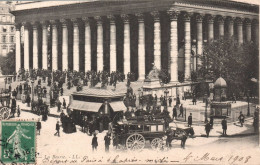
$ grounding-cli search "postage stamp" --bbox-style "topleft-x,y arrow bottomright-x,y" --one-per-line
1,121 -> 36,164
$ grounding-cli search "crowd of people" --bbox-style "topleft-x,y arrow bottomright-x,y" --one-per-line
0,67 -> 258,152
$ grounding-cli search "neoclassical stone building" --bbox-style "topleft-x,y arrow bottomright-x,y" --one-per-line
12,0 -> 259,83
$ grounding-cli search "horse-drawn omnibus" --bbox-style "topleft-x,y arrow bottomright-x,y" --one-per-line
111,119 -> 195,151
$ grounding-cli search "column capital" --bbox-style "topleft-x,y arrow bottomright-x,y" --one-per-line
252,19 -> 259,25
60,18 -> 69,27
167,10 -> 180,21
195,14 -> 204,23
15,23 -> 21,30
40,20 -> 49,27
151,11 -> 160,21
32,22 -> 40,29
207,15 -> 215,23
183,12 -> 192,22
217,16 -> 225,24
21,22 -> 30,28
136,13 -> 144,22
245,18 -> 251,26
50,20 -> 59,27
71,18 -> 80,26
236,17 -> 244,25
82,17 -> 91,25
226,16 -> 235,24
121,14 -> 130,22
94,16 -> 103,25
107,15 -> 116,22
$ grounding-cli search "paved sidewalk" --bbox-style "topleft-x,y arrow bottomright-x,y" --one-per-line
170,117 -> 256,138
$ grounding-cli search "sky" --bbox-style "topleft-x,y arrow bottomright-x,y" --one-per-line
231,0 -> 260,5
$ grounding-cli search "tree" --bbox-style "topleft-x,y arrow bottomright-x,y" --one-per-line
0,50 -> 15,75
198,37 -> 259,97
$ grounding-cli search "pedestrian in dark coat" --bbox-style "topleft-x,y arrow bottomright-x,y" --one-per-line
176,96 -> 180,105
178,104 -> 184,117
92,134 -> 98,151
17,105 -> 20,117
205,121 -> 211,138
104,133 -> 111,152
169,97 -> 172,107
221,117 -> 227,136
210,116 -> 214,129
253,116 -> 258,133
54,121 -> 60,137
60,87 -> 63,96
172,106 -> 177,120
238,112 -> 245,127
188,113 -> 192,127
57,100 -> 62,112
36,119 -> 42,135
192,95 -> 197,105
63,98 -> 66,109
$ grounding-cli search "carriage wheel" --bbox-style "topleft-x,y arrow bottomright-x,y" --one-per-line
0,107 -> 10,120
151,138 -> 163,150
126,133 -> 145,151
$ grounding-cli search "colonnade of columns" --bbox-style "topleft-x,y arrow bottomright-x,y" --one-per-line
15,11 -> 259,82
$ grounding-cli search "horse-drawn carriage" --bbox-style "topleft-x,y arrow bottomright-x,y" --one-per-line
111,119 -> 194,151
0,92 -> 11,120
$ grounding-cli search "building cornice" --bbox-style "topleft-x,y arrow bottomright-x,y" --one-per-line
171,2 -> 258,20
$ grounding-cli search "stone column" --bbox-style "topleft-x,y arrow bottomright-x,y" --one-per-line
50,20 -> 58,70
95,16 -> 103,72
237,18 -> 243,44
108,15 -> 117,73
23,22 -> 30,71
253,20 -> 259,45
167,10 -> 179,83
184,13 -> 191,81
61,19 -> 69,71
15,23 -> 21,73
41,21 -> 48,70
136,13 -> 145,80
83,17 -> 91,72
121,14 -> 131,77
227,17 -> 234,37
151,11 -> 161,70
218,16 -> 224,37
72,18 -> 80,71
32,22 -> 39,69
245,19 -> 251,42
208,15 -> 215,41
196,14 -> 203,70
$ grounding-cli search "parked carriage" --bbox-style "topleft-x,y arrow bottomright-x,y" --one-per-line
0,92 -> 11,120
111,119 -> 194,151
31,99 -> 49,116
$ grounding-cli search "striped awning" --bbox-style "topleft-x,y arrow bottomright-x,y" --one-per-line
109,101 -> 126,112
68,100 -> 102,112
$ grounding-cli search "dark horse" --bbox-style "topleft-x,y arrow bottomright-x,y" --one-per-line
166,127 -> 195,149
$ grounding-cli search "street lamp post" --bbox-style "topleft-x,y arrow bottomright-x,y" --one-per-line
247,90 -> 250,116
205,94 -> 208,123
164,88 -> 169,111
138,88 -> 141,109
31,79 -> 34,103
4,77 -> 7,92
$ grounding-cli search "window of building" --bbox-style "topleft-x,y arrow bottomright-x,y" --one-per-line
2,16 -> 6,22
6,16 -> 10,22
2,26 -> 7,33
10,26 -> 14,32
2,35 -> 6,43
10,36 -> 14,43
